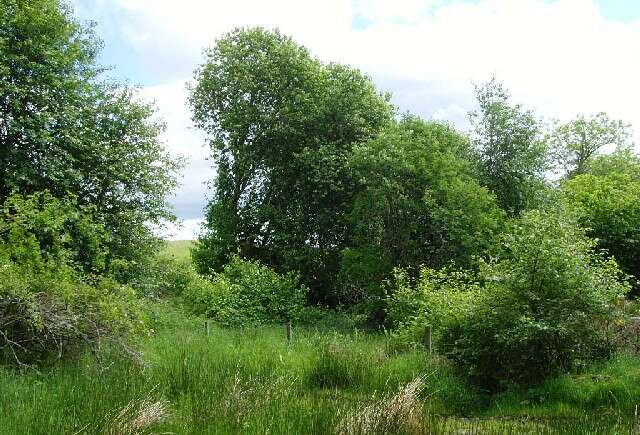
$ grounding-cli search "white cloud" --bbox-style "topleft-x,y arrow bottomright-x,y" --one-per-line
138,81 -> 211,221
73,0 -> 640,238
158,218 -> 204,241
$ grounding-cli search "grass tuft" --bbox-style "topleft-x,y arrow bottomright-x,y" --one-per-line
336,376 -> 427,435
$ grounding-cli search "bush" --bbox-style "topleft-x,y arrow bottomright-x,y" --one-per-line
183,256 -> 307,327
389,207 -> 629,389
0,194 -> 147,365
386,266 -> 480,350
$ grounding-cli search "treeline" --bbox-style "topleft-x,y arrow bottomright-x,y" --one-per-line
186,28 -> 640,388
2,0 -> 640,391
190,28 -> 638,300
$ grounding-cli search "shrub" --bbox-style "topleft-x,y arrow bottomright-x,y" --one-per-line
386,266 -> 480,350
389,207 -> 629,389
0,246 -> 147,366
0,193 -> 147,366
183,256 -> 307,327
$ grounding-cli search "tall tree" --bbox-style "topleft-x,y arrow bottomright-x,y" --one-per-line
189,28 -> 393,302
549,113 -> 632,179
0,0 -> 179,274
469,78 -> 548,216
340,116 -> 504,307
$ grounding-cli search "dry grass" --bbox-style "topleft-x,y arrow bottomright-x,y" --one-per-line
335,376 -> 427,435
103,394 -> 169,435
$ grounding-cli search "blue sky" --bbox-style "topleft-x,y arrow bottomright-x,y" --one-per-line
596,0 -> 640,22
71,0 -> 640,239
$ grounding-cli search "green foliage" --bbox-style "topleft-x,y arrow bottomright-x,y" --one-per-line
489,353 -> 640,419
0,192 -> 107,274
190,27 -> 393,303
563,167 -> 640,292
390,207 -> 629,389
454,209 -> 628,388
183,256 -> 307,326
550,113 -> 632,179
342,117 -> 504,309
585,148 -> 640,179
0,0 -> 180,279
0,194 -> 146,366
470,78 -> 549,216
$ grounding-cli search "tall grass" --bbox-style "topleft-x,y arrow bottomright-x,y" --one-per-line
0,303 -> 638,434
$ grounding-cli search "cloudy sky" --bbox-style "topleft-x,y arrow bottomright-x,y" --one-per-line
70,0 -> 640,239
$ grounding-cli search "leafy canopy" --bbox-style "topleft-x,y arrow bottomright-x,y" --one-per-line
470,78 -> 549,216
550,113 -> 632,179
340,116 -> 503,307
189,27 -> 393,303
564,153 -> 640,293
0,0 -> 180,276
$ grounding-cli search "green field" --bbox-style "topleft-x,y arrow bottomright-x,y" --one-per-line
163,240 -> 195,262
0,302 -> 637,434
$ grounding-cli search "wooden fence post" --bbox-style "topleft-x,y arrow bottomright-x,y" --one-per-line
286,321 -> 292,346
205,320 -> 210,337
423,325 -> 432,354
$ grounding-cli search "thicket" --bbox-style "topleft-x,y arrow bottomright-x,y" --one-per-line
0,193 -> 146,365
181,256 -> 307,326
387,206 -> 629,389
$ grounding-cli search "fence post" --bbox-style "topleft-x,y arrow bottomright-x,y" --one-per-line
205,320 -> 210,337
423,325 -> 432,354
286,321 -> 292,346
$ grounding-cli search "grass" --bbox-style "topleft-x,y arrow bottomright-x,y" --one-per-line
163,240 -> 194,262
0,302 -> 638,434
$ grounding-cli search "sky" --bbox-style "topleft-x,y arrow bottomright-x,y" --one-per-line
70,0 -> 640,240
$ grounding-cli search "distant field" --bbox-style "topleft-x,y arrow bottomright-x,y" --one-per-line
163,239 -> 194,262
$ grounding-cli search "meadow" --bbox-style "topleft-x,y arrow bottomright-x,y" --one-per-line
1,296 -> 639,434
164,240 -> 195,263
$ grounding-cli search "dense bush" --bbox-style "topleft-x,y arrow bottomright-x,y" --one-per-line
386,266 -> 481,348
0,193 -> 147,366
183,256 -> 307,326
563,168 -> 640,293
389,207 -> 629,389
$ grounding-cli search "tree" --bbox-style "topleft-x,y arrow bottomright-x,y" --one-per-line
341,116 -> 504,308
189,28 -> 393,303
469,78 -> 548,216
563,155 -> 640,293
550,113 -> 632,178
0,0 -> 180,276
